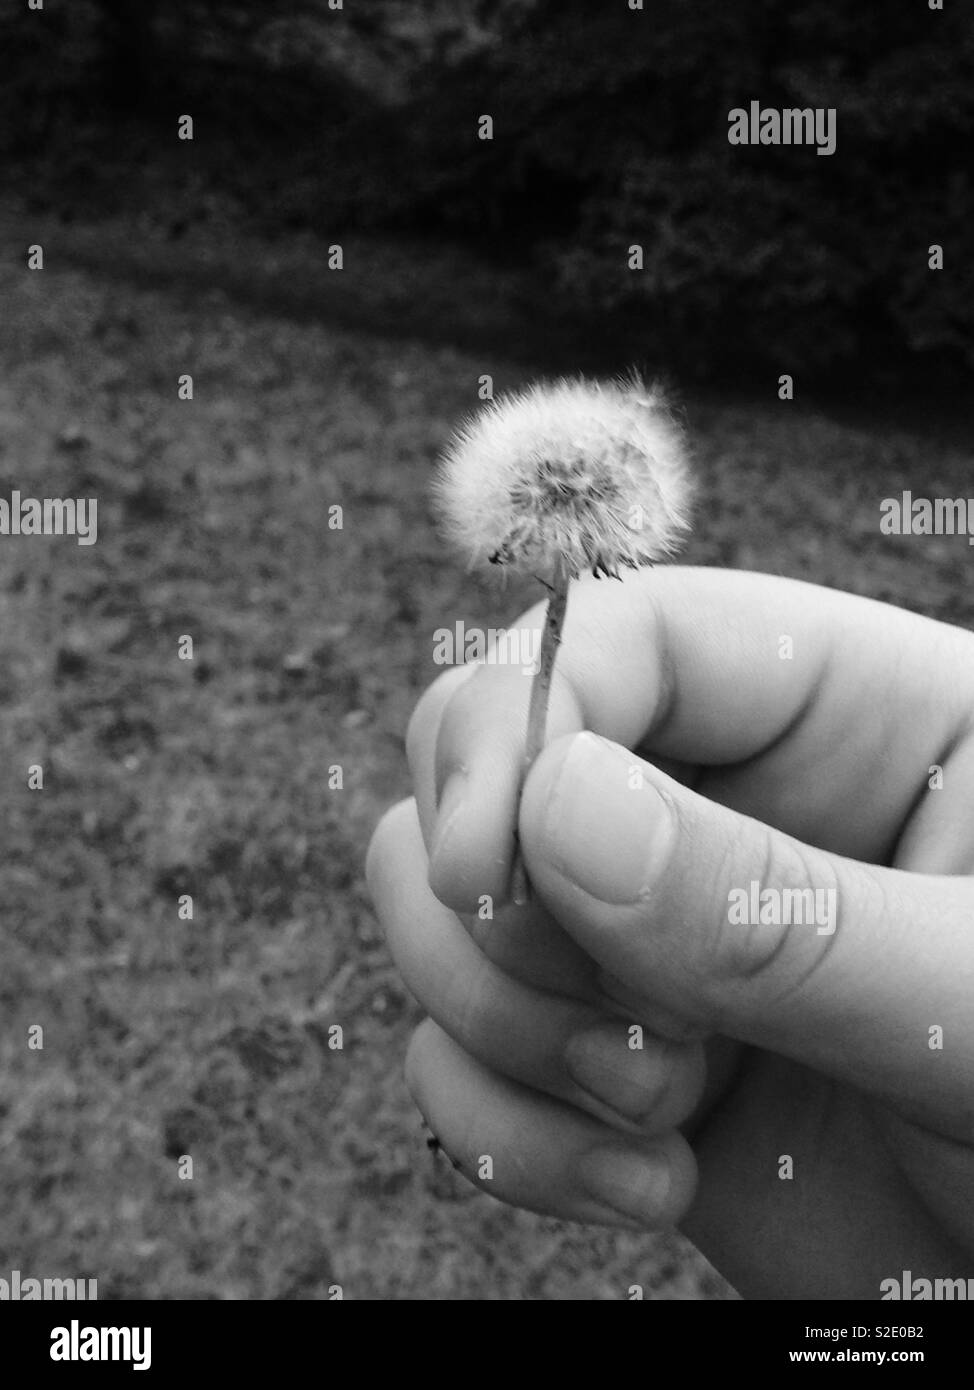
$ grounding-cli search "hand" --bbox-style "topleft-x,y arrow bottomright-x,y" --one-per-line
366,566 -> 974,1299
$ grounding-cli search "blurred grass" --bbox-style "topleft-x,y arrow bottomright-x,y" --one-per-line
0,223 -> 971,1299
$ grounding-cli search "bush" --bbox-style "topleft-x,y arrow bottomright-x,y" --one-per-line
5,0 -> 971,379
412,0 -> 974,374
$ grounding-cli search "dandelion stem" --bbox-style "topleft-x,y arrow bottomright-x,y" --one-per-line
511,555 -> 571,904
524,555 -> 571,768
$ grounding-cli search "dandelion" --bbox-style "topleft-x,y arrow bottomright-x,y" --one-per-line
434,375 -> 694,899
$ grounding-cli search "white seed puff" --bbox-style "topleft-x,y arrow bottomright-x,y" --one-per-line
434,376 -> 694,579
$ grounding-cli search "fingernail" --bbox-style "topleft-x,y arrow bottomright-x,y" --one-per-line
577,1144 -> 671,1225
430,771 -> 466,866
541,732 -> 675,903
565,1023 -> 665,1120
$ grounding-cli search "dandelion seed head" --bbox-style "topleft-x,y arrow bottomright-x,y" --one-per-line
434,376 -> 693,579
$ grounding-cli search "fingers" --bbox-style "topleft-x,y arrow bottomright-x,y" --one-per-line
520,732 -> 974,1126
408,665 -> 602,998
406,1018 -> 698,1230
425,649 -> 586,910
406,663 -> 479,835
893,730 -> 974,874
416,567 -> 974,915
367,799 -> 706,1132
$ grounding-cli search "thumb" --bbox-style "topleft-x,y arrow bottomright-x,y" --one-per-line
520,732 -> 974,1121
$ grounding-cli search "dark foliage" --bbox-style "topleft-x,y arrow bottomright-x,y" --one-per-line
4,0 -> 971,380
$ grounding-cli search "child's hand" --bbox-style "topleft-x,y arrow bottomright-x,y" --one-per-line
366,567 -> 974,1298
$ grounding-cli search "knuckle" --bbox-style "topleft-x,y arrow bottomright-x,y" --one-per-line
405,667 -> 467,770
442,953 -> 495,1054
403,1019 -> 438,1104
698,820 -> 840,1024
364,798 -> 414,890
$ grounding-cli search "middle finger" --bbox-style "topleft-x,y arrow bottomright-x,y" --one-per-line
367,798 -> 706,1133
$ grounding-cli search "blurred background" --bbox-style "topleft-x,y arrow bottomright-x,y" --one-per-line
0,1 -> 971,1299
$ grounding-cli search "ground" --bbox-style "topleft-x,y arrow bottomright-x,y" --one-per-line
0,203 -> 970,1299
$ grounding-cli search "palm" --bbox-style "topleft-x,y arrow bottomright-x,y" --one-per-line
647,727 -> 974,1299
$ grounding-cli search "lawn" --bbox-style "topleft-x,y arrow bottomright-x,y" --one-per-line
0,207 -> 970,1299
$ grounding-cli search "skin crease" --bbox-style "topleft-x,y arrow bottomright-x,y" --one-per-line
365,567 -> 974,1300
